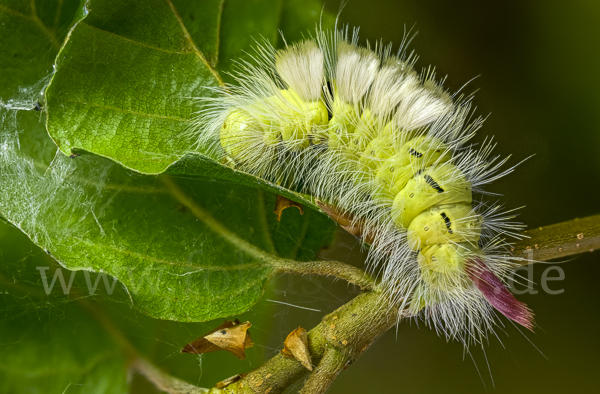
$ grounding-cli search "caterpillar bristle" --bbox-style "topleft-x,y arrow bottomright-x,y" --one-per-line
334,41 -> 379,105
190,24 -> 531,347
275,39 -> 325,102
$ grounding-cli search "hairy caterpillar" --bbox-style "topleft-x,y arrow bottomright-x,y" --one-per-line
193,26 -> 533,345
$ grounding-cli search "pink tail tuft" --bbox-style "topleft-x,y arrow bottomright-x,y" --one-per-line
466,258 -> 535,331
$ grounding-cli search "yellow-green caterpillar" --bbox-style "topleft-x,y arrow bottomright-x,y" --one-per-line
194,27 -> 533,345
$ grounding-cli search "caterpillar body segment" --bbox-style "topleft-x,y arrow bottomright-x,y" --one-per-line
192,27 -> 533,344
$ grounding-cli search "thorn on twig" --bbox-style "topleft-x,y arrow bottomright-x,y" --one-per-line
281,327 -> 312,370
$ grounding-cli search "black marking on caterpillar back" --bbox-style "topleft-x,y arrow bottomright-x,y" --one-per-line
425,175 -> 444,193
440,212 -> 453,234
409,148 -> 423,158
324,81 -> 334,120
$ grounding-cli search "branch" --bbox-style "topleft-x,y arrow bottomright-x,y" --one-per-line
220,290 -> 398,394
203,214 -> 600,393
299,347 -> 346,394
512,214 -> 600,264
317,199 -> 600,265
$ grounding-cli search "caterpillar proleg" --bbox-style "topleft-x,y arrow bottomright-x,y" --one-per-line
193,26 -> 533,345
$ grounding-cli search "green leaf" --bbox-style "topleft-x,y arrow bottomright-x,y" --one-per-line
165,153 -> 322,211
0,220 -> 283,391
45,0 -> 221,174
0,0 -> 79,98
1,0 -> 337,322
0,300 -> 129,394
217,0 -> 336,77
171,0 -> 223,66
1,110 -> 335,321
278,0 -> 337,44
45,0 -> 335,209
216,0 -> 284,81
0,222 -> 128,394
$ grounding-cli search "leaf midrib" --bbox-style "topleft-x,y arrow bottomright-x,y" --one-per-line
59,97 -> 191,123
80,22 -> 193,55
165,0 -> 223,85
71,236 -> 268,272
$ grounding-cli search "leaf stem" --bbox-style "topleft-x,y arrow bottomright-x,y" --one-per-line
77,295 -> 211,393
130,358 -> 209,394
160,175 -> 376,290
272,259 -> 374,290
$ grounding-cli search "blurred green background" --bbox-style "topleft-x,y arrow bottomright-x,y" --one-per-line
1,0 -> 600,393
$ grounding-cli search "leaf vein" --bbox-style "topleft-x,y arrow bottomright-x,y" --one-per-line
0,4 -> 60,50
60,98 -> 190,122
80,22 -> 193,55
165,0 -> 224,85
213,0 -> 225,67
71,236 -> 267,272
